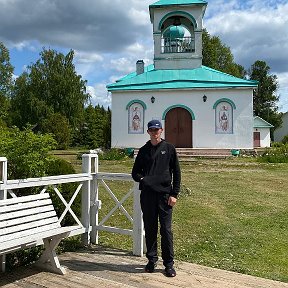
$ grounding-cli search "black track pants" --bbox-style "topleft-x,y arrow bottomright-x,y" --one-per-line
140,190 -> 174,268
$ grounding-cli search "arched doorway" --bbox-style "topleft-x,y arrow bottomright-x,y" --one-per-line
165,107 -> 192,147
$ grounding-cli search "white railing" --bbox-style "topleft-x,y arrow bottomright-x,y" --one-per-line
0,154 -> 144,272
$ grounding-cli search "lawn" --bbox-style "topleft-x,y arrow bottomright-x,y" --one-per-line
54,151 -> 288,283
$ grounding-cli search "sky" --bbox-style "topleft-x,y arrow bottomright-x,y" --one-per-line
1,0 -> 288,112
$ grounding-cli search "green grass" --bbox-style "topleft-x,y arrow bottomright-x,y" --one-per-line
53,151 -> 288,283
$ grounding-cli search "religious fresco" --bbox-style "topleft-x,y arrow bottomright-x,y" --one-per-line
215,102 -> 233,134
128,103 -> 144,134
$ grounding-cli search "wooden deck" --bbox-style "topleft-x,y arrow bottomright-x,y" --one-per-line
1,246 -> 288,288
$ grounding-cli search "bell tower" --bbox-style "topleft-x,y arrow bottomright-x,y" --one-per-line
149,0 -> 207,70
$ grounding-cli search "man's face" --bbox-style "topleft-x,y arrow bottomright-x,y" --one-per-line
147,128 -> 163,141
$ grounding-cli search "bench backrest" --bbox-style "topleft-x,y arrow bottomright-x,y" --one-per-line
0,193 -> 61,243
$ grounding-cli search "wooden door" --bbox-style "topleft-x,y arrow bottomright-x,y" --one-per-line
254,131 -> 261,147
165,107 -> 192,148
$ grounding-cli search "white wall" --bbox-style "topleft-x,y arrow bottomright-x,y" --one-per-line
111,88 -> 254,149
254,128 -> 271,147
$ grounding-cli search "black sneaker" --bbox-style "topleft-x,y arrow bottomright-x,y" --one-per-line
145,261 -> 157,273
165,267 -> 176,277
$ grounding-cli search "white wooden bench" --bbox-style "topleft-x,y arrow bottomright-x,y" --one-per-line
0,193 -> 79,274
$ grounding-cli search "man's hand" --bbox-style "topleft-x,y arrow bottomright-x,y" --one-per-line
168,196 -> 177,207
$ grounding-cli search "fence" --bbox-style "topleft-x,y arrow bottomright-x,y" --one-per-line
0,154 -> 144,272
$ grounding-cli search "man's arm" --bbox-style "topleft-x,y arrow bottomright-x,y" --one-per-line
171,148 -> 181,198
132,151 -> 144,182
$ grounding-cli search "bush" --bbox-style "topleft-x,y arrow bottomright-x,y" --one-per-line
46,158 -> 81,226
0,126 -> 56,179
258,144 -> 288,163
98,148 -> 128,160
282,135 -> 288,144
77,148 -> 130,161
0,129 -> 81,270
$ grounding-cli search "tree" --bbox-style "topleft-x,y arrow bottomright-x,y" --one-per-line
72,104 -> 111,149
202,29 -> 245,78
42,113 -> 71,149
0,127 -> 56,179
11,48 -> 90,131
0,42 -> 14,126
248,60 -> 282,131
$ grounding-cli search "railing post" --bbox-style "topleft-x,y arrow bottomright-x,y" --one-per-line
132,182 -> 144,256
90,154 -> 100,244
0,157 -> 8,273
81,153 -> 99,246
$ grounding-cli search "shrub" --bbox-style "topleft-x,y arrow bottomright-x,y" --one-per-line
46,158 -> 81,226
98,148 -> 127,160
77,149 -> 129,161
0,126 -> 57,179
0,128 -> 81,270
282,135 -> 288,145
258,144 -> 288,163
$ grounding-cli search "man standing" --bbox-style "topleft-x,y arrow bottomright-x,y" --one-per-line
132,119 -> 181,277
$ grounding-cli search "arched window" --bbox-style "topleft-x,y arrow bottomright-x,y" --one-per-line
126,100 -> 146,134
213,99 -> 236,134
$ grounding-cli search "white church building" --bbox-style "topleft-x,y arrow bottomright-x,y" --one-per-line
107,0 -> 259,149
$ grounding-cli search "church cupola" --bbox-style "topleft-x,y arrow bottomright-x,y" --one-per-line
149,0 -> 207,70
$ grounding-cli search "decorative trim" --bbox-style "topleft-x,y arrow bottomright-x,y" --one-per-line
158,11 -> 198,30
126,99 -> 147,110
213,98 -> 236,110
162,104 -> 195,120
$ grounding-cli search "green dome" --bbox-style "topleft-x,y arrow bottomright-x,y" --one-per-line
163,26 -> 185,39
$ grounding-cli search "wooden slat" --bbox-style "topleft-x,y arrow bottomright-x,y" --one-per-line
0,226 -> 77,254
0,193 -> 50,206
0,222 -> 61,243
0,192 -> 81,261
0,211 -> 57,229
0,198 -> 52,214
0,216 -> 59,237
0,205 -> 54,221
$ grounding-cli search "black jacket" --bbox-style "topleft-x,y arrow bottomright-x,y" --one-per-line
132,140 -> 181,197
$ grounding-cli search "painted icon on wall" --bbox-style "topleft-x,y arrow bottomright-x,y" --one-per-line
128,103 -> 144,134
215,102 -> 233,134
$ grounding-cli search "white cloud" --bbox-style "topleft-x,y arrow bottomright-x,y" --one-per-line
277,72 -> 288,112
205,2 -> 288,72
110,58 -> 136,74
1,0 -> 288,110
87,84 -> 111,109
75,51 -> 103,64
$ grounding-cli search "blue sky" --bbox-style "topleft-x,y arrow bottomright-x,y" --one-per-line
1,0 -> 288,112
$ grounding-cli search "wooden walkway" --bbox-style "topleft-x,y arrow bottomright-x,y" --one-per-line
1,246 -> 288,288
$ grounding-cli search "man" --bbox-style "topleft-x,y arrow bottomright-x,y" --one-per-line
132,119 -> 181,277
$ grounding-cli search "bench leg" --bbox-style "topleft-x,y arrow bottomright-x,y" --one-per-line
35,235 -> 67,275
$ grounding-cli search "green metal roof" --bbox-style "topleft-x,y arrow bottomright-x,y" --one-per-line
107,65 -> 258,92
254,116 -> 274,128
150,0 -> 207,7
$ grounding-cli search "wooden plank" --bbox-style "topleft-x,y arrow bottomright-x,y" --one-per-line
0,211 -> 57,229
0,198 -> 52,214
0,205 -> 54,221
0,226 -> 78,253
0,173 -> 91,190
0,216 -> 59,237
0,193 -> 50,206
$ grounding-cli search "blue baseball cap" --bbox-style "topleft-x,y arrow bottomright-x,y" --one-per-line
147,119 -> 162,129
